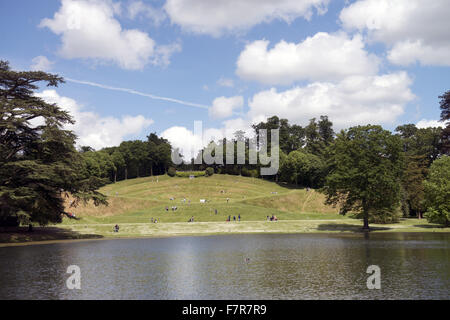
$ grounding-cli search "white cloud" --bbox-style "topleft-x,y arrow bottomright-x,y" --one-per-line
35,90 -> 153,150
247,72 -> 415,129
30,56 -> 54,71
209,96 -> 244,119
416,119 -> 445,129
217,77 -> 234,87
151,41 -> 182,67
40,0 -> 178,70
161,126 -> 203,161
236,32 -> 379,85
340,0 -> 450,66
161,118 -> 252,160
387,40 -> 450,67
164,0 -> 329,36
127,0 -> 166,25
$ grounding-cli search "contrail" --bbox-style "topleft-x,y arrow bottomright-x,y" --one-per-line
65,78 -> 210,110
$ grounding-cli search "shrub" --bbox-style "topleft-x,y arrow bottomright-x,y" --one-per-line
368,207 -> 402,224
205,167 -> 214,177
167,167 -> 176,177
175,171 -> 206,177
242,167 -> 259,178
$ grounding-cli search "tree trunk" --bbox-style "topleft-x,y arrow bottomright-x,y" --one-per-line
362,208 -> 370,231
150,164 -> 153,176
125,167 -> 128,180
114,171 -> 117,183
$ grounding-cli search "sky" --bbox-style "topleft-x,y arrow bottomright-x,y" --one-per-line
1,0 -> 449,158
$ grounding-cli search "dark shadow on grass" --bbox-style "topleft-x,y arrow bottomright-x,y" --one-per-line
317,223 -> 392,233
0,226 -> 103,244
274,181 -> 305,190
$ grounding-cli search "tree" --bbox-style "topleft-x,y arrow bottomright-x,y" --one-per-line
402,155 -> 427,218
424,156 -> 450,227
438,90 -> 450,155
280,150 -> 325,187
111,150 -> 125,183
0,60 -> 106,225
322,125 -> 404,230
304,116 -> 334,157
395,124 -> 442,217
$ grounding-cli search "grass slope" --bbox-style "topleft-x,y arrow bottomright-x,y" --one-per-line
63,174 -> 342,224
44,174 -> 447,241
2,174 -> 446,245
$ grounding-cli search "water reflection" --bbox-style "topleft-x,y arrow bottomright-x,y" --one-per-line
0,233 -> 448,299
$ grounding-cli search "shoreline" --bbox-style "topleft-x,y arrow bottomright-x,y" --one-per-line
1,219 -> 449,247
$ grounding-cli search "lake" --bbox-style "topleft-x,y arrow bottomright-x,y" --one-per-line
0,233 -> 448,299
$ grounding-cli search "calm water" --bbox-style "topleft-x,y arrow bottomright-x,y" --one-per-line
0,233 -> 449,299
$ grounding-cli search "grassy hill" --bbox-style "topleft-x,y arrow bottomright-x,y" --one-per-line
63,174 -> 341,225
1,174 -> 446,245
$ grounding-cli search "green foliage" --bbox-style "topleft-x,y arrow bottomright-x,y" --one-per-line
175,171 -> 206,177
395,124 -> 442,217
280,150 -> 325,187
241,167 -> 259,178
167,167 -> 176,177
322,125 -> 404,229
369,207 -> 402,224
424,156 -> 450,226
0,60 -> 107,225
439,90 -> 450,155
205,167 -> 214,176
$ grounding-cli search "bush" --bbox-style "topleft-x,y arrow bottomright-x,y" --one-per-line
369,207 -> 402,224
242,167 -> 259,178
175,171 -> 206,177
205,167 -> 214,176
167,167 -> 176,177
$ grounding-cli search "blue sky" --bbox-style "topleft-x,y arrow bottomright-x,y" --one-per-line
1,0 -> 449,156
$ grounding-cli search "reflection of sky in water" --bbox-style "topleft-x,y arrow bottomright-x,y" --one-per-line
0,233 -> 448,299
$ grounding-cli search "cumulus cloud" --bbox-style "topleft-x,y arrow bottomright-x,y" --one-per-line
236,32 -> 379,85
30,56 -> 54,71
247,72 -> 415,129
209,96 -> 244,119
164,0 -> 329,36
35,90 -> 153,150
416,119 -> 445,129
40,0 -> 178,70
161,118 -> 251,161
127,0 -> 166,25
340,0 -> 450,66
217,77 -> 234,88
161,126 -> 203,161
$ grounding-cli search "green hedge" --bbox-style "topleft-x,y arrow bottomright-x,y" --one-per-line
175,170 -> 206,177
167,167 -> 176,177
205,167 -> 214,176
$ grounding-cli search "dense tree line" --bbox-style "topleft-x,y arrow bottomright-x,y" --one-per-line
79,133 -> 172,183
